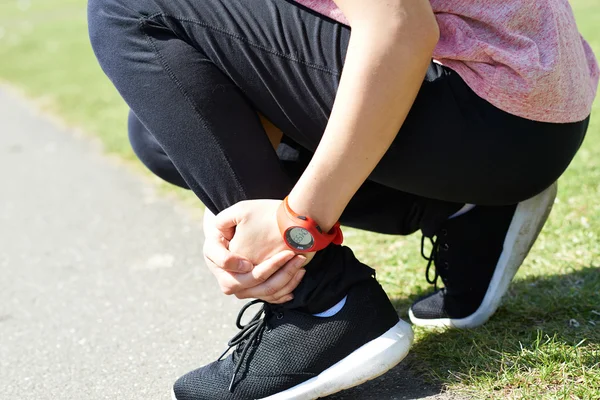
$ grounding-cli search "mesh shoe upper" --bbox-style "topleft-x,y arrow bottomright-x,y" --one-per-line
173,277 -> 399,400
412,204 -> 518,320
410,289 -> 449,320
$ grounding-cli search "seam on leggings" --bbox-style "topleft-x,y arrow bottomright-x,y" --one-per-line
146,12 -> 342,77
139,18 -> 249,201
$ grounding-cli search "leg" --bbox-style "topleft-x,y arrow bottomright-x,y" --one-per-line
128,107 -> 449,237
127,110 -> 189,189
88,0 -> 379,315
88,1 -> 589,397
90,0 -> 587,320
127,109 -> 281,191
97,0 -> 586,225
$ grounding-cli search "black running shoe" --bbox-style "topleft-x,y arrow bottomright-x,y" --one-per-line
172,277 -> 413,400
409,182 -> 557,328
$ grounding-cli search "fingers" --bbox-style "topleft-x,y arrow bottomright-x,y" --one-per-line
204,205 -> 255,273
234,254 -> 306,301
236,251 -> 300,287
211,250 -> 297,295
264,269 -> 306,304
203,235 -> 252,273
209,249 -> 307,304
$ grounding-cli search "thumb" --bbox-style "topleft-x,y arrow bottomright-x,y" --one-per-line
204,235 -> 253,273
214,201 -> 245,240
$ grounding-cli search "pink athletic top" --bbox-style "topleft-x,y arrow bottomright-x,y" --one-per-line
294,0 -> 599,123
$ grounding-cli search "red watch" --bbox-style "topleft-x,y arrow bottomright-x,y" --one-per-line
276,196 -> 343,252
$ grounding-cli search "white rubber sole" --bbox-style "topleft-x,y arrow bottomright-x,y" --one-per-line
171,320 -> 413,400
409,182 -> 558,329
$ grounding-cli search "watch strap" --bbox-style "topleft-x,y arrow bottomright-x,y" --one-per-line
278,196 -> 343,251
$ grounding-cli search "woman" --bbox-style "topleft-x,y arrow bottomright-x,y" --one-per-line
88,0 -> 598,398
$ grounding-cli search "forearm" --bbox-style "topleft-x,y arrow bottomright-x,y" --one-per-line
288,2 -> 438,232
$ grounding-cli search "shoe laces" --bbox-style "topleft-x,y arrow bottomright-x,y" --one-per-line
217,299 -> 284,393
420,229 -> 449,291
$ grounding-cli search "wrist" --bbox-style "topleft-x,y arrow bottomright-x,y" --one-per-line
277,196 -> 343,253
287,185 -> 341,233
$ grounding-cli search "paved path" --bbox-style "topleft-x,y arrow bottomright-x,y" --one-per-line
0,88 -> 459,400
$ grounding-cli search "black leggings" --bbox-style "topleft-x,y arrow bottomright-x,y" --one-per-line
89,0 -> 588,313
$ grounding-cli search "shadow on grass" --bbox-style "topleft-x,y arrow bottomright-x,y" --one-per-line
327,266 -> 599,399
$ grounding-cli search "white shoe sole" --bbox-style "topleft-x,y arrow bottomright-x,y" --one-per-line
171,320 -> 414,400
409,182 -> 558,329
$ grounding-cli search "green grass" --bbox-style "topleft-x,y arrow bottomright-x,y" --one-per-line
1,1 -> 598,398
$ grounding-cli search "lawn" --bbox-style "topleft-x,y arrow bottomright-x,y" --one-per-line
1,1 -> 598,398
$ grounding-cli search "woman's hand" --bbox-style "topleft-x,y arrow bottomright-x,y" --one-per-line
202,200 -> 315,303
217,199 -> 292,266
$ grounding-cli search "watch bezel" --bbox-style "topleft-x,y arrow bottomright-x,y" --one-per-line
284,226 -> 315,251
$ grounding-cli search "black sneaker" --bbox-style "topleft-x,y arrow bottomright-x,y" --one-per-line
409,182 -> 557,328
172,277 -> 413,400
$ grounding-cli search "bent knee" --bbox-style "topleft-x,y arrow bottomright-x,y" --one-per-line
127,111 -> 189,189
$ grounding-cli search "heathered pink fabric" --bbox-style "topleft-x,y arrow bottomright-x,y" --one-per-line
294,0 -> 599,123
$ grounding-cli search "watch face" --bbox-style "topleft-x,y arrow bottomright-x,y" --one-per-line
285,227 -> 314,251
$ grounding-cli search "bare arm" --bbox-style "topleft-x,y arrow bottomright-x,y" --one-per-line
203,0 -> 439,301
287,0 -> 439,231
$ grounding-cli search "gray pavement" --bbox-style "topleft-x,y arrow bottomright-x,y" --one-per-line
0,88 -> 458,400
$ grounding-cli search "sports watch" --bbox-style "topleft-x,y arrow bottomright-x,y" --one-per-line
276,196 -> 343,252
